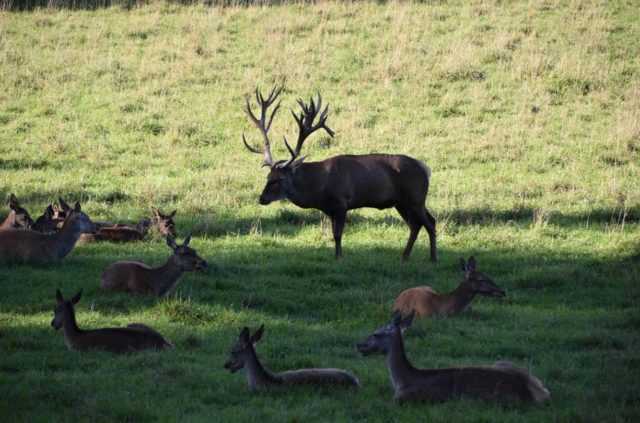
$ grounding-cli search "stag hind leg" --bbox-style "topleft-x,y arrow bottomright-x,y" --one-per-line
423,207 -> 437,263
396,207 -> 421,261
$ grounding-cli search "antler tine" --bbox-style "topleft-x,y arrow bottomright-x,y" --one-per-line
242,85 -> 284,167
287,91 -> 335,159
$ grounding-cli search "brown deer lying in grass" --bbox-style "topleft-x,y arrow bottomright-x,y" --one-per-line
0,202 -> 96,263
52,289 -> 174,353
100,234 -> 207,296
357,311 -> 550,404
225,324 -> 359,390
80,207 -> 176,243
1,194 -> 34,230
393,257 -> 505,317
242,86 -> 437,262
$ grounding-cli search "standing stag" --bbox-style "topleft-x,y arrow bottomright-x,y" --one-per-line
357,311 -> 550,404
242,86 -> 437,262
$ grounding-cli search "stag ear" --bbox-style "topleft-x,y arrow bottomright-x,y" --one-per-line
166,236 -> 178,250
167,210 -> 177,218
239,327 -> 250,343
250,324 -> 265,345
399,310 -> 415,332
467,256 -> 477,271
70,289 -> 82,305
55,289 -> 64,304
182,233 -> 191,246
151,207 -> 160,219
292,156 -> 307,169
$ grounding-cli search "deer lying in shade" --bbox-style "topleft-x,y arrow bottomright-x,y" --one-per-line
80,207 -> 177,243
357,311 -> 550,404
225,324 -> 359,390
52,289 -> 174,353
100,234 -> 207,296
393,257 -> 505,317
0,202 -> 96,263
0,194 -> 35,230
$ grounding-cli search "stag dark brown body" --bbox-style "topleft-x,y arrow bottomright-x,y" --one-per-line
242,86 -> 436,261
52,289 -> 174,353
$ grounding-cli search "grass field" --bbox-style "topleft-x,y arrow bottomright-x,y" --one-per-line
1,1 -> 639,421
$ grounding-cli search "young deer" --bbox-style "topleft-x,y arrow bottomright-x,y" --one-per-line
81,207 -> 176,243
52,289 -> 174,353
100,234 -> 207,296
0,202 -> 96,263
225,324 -> 359,390
136,207 -> 177,237
1,194 -> 34,230
357,311 -> 550,404
393,257 -> 505,317
242,86 -> 436,262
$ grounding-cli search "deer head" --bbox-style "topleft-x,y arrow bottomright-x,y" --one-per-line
357,311 -> 415,356
51,289 -> 82,330
241,85 -> 335,205
460,256 -> 505,298
152,207 -> 177,237
166,234 -> 207,272
224,324 -> 265,373
8,194 -> 34,229
65,202 -> 97,234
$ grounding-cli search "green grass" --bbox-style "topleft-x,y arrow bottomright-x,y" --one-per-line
1,1 -> 639,421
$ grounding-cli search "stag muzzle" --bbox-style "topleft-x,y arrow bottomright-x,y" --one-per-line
258,196 -> 271,205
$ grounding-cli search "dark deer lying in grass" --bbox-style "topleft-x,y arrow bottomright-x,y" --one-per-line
393,257 -> 505,317
357,311 -> 550,404
242,85 -> 437,262
0,202 -> 96,263
32,202 -> 67,234
100,234 -> 207,296
81,207 -> 176,243
0,194 -> 34,230
225,324 -> 359,390
52,289 -> 174,353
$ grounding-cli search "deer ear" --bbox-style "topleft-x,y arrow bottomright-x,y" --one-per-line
399,310 -> 415,331
58,198 -> 70,212
239,327 -> 250,343
166,236 -> 178,250
460,258 -> 467,273
250,324 -> 265,345
151,207 -> 160,219
182,234 -> 191,246
167,210 -> 177,218
73,202 -> 81,212
55,289 -> 64,304
10,194 -> 18,205
390,310 -> 402,326
467,256 -> 476,271
70,289 -> 82,305
292,156 -> 307,169
44,205 -> 54,218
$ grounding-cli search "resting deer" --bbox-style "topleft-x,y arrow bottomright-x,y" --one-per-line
80,207 -> 176,243
1,194 -> 34,230
357,311 -> 550,404
32,204 -> 65,234
52,289 -> 174,353
394,257 -> 505,317
0,202 -> 96,263
225,324 -> 359,390
100,234 -> 207,296
242,85 -> 437,262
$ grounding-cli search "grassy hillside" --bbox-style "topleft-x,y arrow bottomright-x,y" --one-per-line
1,1 -> 639,421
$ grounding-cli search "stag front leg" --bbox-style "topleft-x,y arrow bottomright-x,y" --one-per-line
329,211 -> 347,260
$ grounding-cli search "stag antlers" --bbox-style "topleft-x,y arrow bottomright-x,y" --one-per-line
242,85 -> 335,168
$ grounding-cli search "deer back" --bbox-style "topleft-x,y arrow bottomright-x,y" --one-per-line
277,368 -> 359,388
393,286 -> 446,317
80,226 -> 143,243
100,260 -> 156,294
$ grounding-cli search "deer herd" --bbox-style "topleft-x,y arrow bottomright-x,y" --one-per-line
0,85 -> 549,407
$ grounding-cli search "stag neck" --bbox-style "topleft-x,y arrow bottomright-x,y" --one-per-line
61,305 -> 82,350
244,346 -> 279,389
285,162 -> 328,209
446,280 -> 478,314
49,214 -> 84,260
385,327 -> 418,391
152,255 -> 185,296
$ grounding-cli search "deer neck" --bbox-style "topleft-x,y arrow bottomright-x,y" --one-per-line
244,347 -> 278,389
49,216 -> 84,259
151,255 -> 184,296
385,328 -> 417,391
286,163 -> 327,209
443,280 -> 477,314
61,306 -> 82,350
